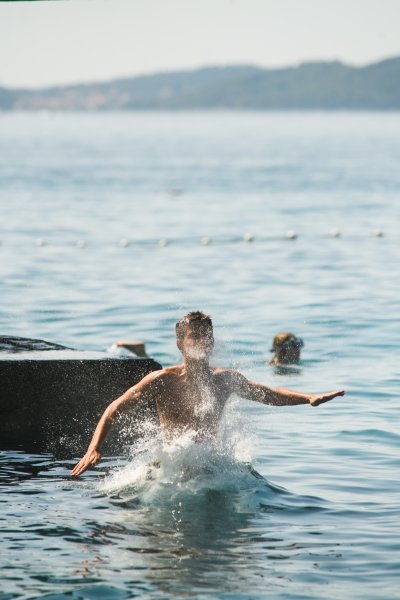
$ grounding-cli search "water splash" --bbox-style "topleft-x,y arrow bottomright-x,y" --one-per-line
97,400 -> 283,513
193,382 -> 215,418
184,346 -> 209,361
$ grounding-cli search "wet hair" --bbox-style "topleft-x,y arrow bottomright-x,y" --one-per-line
271,332 -> 304,352
175,311 -> 213,340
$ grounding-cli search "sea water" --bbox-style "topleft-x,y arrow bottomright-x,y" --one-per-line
0,112 -> 399,599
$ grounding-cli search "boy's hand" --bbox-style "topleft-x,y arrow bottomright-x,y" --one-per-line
71,449 -> 101,477
309,390 -> 345,407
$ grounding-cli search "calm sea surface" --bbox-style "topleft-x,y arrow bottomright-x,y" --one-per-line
0,112 -> 399,599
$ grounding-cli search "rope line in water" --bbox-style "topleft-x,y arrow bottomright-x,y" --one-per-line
0,230 -> 389,249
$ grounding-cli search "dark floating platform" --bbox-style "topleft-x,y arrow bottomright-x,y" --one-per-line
0,336 -> 162,457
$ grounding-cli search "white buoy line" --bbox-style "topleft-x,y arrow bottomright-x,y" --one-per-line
0,230 -> 389,250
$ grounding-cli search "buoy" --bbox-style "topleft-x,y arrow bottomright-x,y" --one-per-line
35,239 -> 46,247
244,233 -> 254,242
200,237 -> 211,246
119,239 -> 129,247
158,239 -> 168,247
286,230 -> 297,240
76,240 -> 86,249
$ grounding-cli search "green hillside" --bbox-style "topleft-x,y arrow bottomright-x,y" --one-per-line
2,57 -> 400,110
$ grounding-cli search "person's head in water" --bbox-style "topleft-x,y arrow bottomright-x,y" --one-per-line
176,311 -> 214,361
269,332 -> 304,365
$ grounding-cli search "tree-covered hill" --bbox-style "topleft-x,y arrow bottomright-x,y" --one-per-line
2,57 -> 399,110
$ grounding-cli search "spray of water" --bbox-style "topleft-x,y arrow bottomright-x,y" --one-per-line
184,346 -> 208,361
97,396 -> 279,513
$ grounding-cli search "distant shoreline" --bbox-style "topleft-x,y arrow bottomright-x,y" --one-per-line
1,57 -> 400,111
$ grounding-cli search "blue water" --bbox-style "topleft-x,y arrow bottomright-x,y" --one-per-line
0,112 -> 399,599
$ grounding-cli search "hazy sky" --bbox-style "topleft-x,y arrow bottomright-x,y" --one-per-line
1,0 -> 400,88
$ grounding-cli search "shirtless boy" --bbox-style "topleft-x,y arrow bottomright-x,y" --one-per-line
71,311 -> 344,477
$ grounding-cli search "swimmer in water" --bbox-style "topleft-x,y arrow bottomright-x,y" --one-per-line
269,332 -> 304,366
71,311 -> 344,477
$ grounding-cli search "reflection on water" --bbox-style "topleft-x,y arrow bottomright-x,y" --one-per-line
121,491 -> 260,596
271,363 -> 303,376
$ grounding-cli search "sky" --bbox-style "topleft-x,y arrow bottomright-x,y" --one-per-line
1,0 -> 400,88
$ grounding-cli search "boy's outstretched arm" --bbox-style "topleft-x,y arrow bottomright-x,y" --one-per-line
71,370 -> 161,477
229,371 -> 344,407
